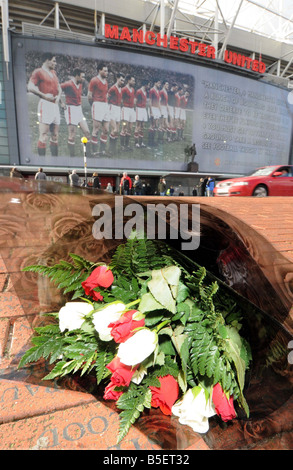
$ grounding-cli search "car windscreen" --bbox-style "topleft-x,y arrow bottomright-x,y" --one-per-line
249,167 -> 278,177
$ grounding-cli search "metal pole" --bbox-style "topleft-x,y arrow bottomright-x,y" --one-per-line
0,0 -> 10,79
55,2 -> 60,29
160,0 -> 165,36
218,0 -> 244,60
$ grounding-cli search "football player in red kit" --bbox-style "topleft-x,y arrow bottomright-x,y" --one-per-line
88,63 -> 110,154
148,79 -> 161,147
28,53 -> 63,156
134,79 -> 150,148
167,83 -> 178,142
61,68 -> 91,157
108,72 -> 125,154
179,90 -> 189,140
159,80 -> 169,142
121,75 -> 136,150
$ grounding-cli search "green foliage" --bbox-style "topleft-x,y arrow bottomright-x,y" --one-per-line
20,236 -> 252,443
109,237 -> 172,277
22,254 -> 96,298
116,384 -> 152,443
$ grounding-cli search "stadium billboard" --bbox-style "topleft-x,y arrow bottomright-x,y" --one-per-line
12,36 -> 293,174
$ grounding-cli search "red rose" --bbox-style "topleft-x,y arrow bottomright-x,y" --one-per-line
106,357 -> 138,387
108,310 -> 145,343
150,375 -> 179,416
212,383 -> 236,422
81,265 -> 114,301
103,381 -> 123,401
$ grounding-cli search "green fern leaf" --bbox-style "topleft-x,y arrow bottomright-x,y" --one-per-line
116,385 -> 152,443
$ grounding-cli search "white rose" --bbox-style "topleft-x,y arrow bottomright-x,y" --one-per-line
59,302 -> 93,332
92,302 -> 126,341
172,387 -> 215,433
131,365 -> 147,384
117,329 -> 157,366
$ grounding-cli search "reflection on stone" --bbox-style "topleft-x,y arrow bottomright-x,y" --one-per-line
0,176 -> 292,450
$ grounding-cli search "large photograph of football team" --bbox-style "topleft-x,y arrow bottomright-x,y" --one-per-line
25,51 -> 194,165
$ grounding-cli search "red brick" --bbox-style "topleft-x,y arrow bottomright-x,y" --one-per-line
0,378 -> 96,424
0,400 -> 163,450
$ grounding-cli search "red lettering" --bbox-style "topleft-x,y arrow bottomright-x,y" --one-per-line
198,44 -> 207,56
132,29 -> 144,44
169,36 -> 179,50
145,31 -> 156,45
120,26 -> 132,41
245,57 -> 253,69
156,33 -> 168,48
179,38 -> 189,52
189,40 -> 198,54
224,50 -> 233,63
259,61 -> 266,73
251,60 -> 259,72
232,52 -> 243,67
206,45 -> 216,59
104,24 -> 119,39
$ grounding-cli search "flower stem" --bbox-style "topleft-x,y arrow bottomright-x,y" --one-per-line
155,320 -> 171,333
126,299 -> 141,309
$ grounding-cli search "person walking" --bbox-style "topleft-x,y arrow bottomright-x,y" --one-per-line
92,172 -> 101,189
35,167 -> 47,180
192,185 -> 197,196
206,177 -> 215,197
158,177 -> 166,196
69,169 -> 80,187
106,182 -> 113,192
133,175 -> 143,195
10,167 -> 24,178
120,172 -> 132,195
198,177 -> 208,196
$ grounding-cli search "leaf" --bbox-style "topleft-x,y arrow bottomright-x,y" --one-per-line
176,282 -> 190,303
43,361 -> 67,380
224,327 -> 246,392
147,270 -> 176,313
177,369 -> 187,393
117,385 -> 152,443
161,266 -> 181,298
139,293 -> 165,313
159,335 -> 176,356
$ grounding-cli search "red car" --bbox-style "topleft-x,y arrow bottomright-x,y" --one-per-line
214,165 -> 293,197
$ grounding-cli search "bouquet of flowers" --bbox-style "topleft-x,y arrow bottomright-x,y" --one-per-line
19,236 -> 251,443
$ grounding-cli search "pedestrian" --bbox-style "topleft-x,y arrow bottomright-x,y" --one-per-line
92,172 -> 101,189
120,172 -> 132,195
35,167 -> 47,180
198,177 -> 208,196
10,167 -> 24,178
133,175 -> 143,195
106,182 -> 113,192
158,177 -> 166,196
192,185 -> 197,196
206,177 -> 215,197
69,169 -> 80,187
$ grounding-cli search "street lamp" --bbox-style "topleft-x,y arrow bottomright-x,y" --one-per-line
81,136 -> 88,186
